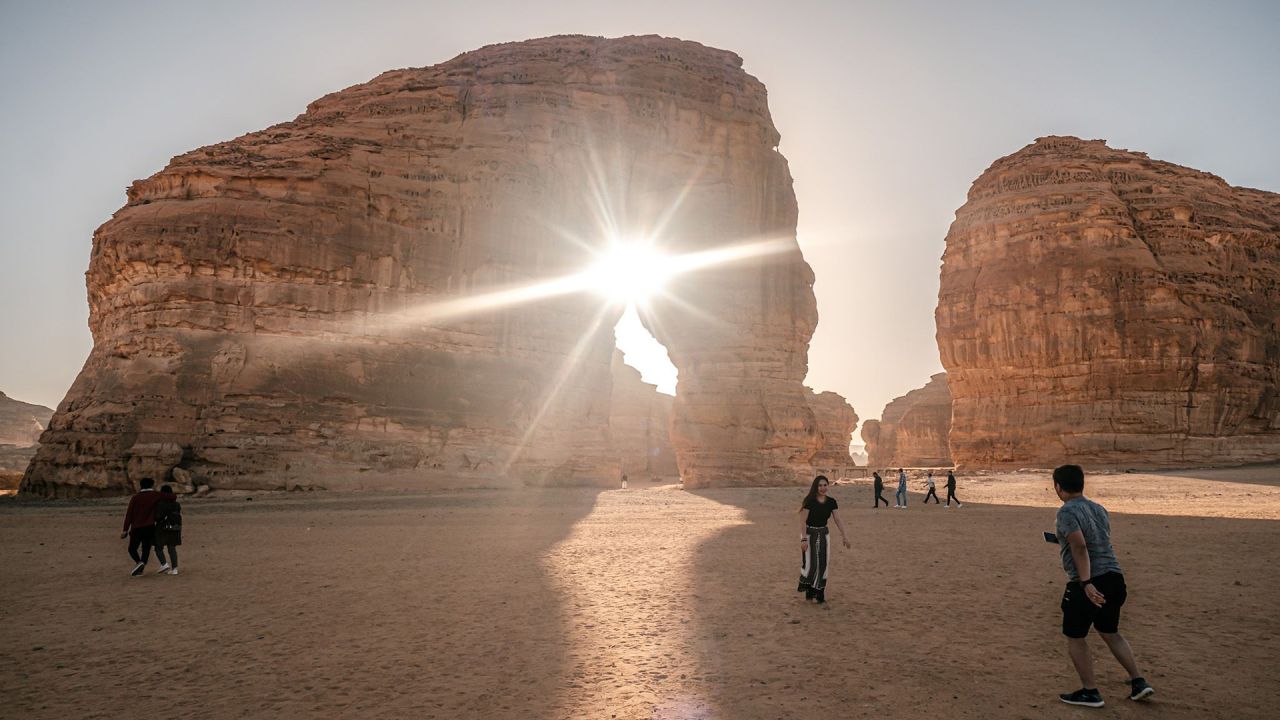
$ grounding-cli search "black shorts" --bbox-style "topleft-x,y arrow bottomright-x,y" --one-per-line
1061,571 -> 1127,638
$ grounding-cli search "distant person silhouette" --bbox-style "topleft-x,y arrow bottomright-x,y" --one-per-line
153,484 -> 183,575
894,468 -> 908,508
796,475 -> 851,604
1049,464 -> 1154,707
945,470 -> 962,507
872,471 -> 890,508
923,471 -> 940,504
120,479 -> 175,576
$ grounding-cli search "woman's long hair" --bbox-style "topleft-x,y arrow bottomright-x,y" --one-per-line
799,475 -> 829,511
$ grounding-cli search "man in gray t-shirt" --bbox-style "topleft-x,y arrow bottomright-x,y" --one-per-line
1055,497 -> 1121,580
1050,464 -> 1154,709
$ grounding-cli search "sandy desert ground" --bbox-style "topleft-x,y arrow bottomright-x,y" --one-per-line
2,466 -> 1278,719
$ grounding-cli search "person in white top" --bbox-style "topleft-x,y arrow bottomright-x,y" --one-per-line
923,471 -> 940,504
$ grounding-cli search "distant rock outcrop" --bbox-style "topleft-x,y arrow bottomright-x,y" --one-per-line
861,373 -> 952,468
0,445 -> 37,491
937,137 -> 1280,468
806,389 -> 858,468
22,35 -> 820,496
0,392 -> 53,447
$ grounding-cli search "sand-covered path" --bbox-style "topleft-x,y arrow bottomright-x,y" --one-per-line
2,468 -> 1278,718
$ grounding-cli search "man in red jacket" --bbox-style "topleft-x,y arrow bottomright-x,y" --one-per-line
120,479 -> 173,576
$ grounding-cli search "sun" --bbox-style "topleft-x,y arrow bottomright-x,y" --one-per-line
585,239 -> 673,305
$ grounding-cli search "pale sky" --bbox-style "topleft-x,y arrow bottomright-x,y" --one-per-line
1,1 -> 1278,429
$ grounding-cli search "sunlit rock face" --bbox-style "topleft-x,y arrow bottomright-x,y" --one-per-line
806,390 -> 858,469
0,392 -> 52,447
937,136 -> 1280,469
22,35 -> 820,496
861,374 -> 952,468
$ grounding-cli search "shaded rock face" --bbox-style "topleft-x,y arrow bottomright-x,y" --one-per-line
806,389 -> 858,469
22,35 -> 819,497
937,136 -> 1280,469
861,373 -> 952,468
609,351 -> 678,481
0,392 -> 53,447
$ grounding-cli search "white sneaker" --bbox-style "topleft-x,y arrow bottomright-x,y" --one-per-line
156,564 -> 171,574
167,568 -> 179,575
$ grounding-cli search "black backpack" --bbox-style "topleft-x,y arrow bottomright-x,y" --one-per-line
156,502 -> 182,532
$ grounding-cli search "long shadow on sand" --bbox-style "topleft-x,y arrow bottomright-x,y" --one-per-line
686,487 -> 1280,720
0,487 -> 600,720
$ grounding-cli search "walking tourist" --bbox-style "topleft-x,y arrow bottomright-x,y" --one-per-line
1049,464 -> 1155,708
153,484 -> 183,575
119,479 -> 174,576
873,471 -> 890,508
945,470 -> 962,507
923,471 -> 940,504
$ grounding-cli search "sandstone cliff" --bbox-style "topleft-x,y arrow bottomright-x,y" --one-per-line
806,389 -> 858,469
0,391 -> 53,447
861,373 -> 952,468
937,137 -> 1280,468
23,35 -> 820,496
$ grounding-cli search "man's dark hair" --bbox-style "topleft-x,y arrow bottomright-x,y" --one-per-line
160,484 -> 173,494
139,478 -> 155,490
1053,464 -> 1085,493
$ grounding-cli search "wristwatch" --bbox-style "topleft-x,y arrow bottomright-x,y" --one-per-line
1081,578 -> 1094,587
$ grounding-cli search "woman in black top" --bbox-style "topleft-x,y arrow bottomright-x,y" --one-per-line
153,484 -> 183,575
796,475 -> 851,604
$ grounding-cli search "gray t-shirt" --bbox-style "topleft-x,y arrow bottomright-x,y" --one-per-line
1055,497 -> 1122,581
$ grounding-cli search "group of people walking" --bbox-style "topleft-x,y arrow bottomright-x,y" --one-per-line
872,468 -> 961,508
798,464 -> 1154,708
120,478 -> 183,576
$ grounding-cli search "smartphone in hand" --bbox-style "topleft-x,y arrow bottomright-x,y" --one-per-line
1043,531 -> 1058,544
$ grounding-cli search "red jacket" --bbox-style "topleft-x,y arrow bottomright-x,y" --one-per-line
122,490 -> 176,532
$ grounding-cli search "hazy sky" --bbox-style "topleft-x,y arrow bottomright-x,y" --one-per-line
2,1 -> 1278,432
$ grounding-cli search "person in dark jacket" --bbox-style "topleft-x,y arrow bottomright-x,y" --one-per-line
945,470 -> 963,507
872,471 -> 890,508
153,484 -> 183,575
120,479 -> 175,576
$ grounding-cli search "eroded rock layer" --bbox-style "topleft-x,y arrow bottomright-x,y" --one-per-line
22,35 -> 819,496
861,373 -> 952,468
806,389 -> 858,469
937,137 -> 1280,468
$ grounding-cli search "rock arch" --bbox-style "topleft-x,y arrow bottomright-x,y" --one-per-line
22,35 -> 822,496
